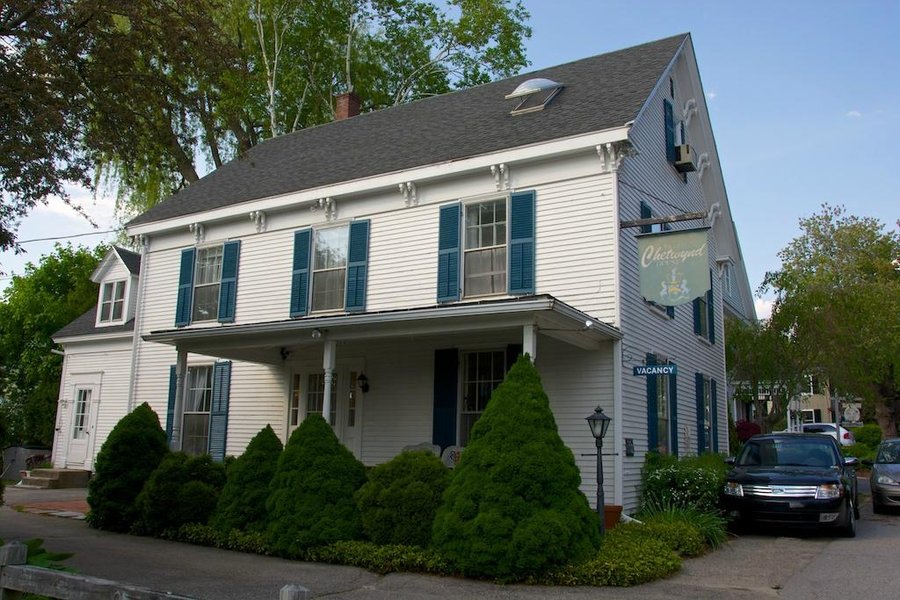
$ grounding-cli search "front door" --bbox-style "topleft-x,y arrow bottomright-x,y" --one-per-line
288,365 -> 363,458
336,368 -> 363,459
66,384 -> 97,467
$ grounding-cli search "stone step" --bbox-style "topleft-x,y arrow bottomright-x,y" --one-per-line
23,469 -> 91,489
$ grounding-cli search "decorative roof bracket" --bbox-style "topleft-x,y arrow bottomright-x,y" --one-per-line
697,152 -> 710,180
596,141 -> 633,173
310,197 -> 338,221
399,182 -> 418,207
249,210 -> 267,233
490,163 -> 509,190
189,223 -> 205,244
682,98 -> 698,127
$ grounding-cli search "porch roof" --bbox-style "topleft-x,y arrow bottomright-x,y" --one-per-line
143,294 -> 621,365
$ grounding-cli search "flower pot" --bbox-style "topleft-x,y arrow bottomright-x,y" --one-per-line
604,504 -> 623,530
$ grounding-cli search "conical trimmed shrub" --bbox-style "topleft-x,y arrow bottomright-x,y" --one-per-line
266,414 -> 366,556
87,403 -> 169,532
432,356 -> 601,580
211,424 -> 283,533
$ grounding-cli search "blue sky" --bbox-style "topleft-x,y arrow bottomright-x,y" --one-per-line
2,0 -> 898,319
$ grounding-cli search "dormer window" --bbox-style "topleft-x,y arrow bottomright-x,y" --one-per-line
99,281 -> 126,323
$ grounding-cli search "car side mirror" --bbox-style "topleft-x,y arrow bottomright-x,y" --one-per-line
725,456 -> 736,465
844,457 -> 859,467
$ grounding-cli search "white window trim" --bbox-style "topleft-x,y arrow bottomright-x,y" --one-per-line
462,194 -> 510,300
192,244 -> 225,323
182,364 -> 213,456
458,348 -> 507,447
95,279 -> 129,327
310,223 -> 350,314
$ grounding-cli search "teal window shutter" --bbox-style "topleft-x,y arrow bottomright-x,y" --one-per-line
707,271 -> 716,344
433,349 -> 458,451
640,201 -> 652,234
208,361 -> 232,462
166,365 -> 177,443
711,379 -> 719,452
437,203 -> 461,303
693,297 -> 702,335
175,248 -> 195,327
345,220 -> 370,312
666,305 -> 675,319
217,241 -> 241,323
508,190 -> 536,295
670,372 -> 678,457
646,353 -> 658,453
695,372 -> 705,453
290,230 -> 312,317
664,99 -> 676,162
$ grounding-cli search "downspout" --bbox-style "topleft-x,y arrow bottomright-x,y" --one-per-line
127,236 -> 150,413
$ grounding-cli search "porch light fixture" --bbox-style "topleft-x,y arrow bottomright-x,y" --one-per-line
311,328 -> 323,340
357,373 -> 370,393
586,406 -> 612,536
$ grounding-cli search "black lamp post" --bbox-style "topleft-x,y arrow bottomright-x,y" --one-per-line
586,406 -> 612,536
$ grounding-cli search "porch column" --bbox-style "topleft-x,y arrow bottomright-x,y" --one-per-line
322,339 -> 336,426
171,349 -> 188,450
522,324 -> 537,361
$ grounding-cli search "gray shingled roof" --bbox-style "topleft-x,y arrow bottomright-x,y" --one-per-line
128,34 -> 687,227
53,306 -> 135,340
114,246 -> 141,275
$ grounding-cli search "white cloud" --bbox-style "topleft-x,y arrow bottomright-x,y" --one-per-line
754,297 -> 774,321
845,110 -> 862,118
706,91 -> 717,101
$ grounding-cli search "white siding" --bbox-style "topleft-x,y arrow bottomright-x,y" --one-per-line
616,49 -> 728,510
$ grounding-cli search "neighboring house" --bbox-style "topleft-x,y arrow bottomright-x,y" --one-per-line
53,33 -> 755,511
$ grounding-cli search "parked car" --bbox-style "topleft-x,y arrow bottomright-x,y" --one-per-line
864,438 -> 900,513
799,422 -> 856,446
721,433 -> 859,537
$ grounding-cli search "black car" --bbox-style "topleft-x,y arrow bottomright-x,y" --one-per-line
721,433 -> 859,537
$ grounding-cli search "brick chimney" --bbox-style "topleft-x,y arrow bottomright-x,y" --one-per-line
335,92 -> 360,121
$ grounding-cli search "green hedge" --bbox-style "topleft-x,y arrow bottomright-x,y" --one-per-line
640,452 -> 726,514
854,424 -> 882,448
843,443 -> 876,463
306,541 -> 450,575
167,523 -> 272,555
355,450 -> 450,547
87,403 -> 169,532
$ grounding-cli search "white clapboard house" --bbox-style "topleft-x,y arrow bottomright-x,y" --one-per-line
52,33 -> 755,511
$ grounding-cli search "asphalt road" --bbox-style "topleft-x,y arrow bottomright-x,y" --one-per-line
2,484 -> 898,600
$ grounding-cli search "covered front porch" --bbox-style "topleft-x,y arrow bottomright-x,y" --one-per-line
144,294 -> 626,507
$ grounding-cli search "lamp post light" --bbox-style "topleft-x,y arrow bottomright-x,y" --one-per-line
586,406 -> 612,536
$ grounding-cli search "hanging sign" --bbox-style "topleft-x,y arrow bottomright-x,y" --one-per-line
637,228 -> 710,306
633,364 -> 678,376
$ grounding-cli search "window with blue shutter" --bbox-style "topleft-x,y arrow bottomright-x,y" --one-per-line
669,371 -> 678,457
345,220 -> 370,312
695,372 -> 706,453
664,99 -> 676,163
208,361 -> 232,462
166,365 -> 177,443
711,379 -> 719,452
433,349 -> 458,451
290,229 -> 312,317
646,353 -> 658,453
437,204 -> 461,303
693,270 -> 715,341
217,241 -> 241,323
508,190 -> 535,295
707,270 -> 716,344
175,248 -> 196,327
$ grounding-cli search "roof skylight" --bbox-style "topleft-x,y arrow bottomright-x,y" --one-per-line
505,78 -> 564,115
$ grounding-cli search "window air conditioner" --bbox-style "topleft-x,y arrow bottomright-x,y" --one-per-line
674,144 -> 697,173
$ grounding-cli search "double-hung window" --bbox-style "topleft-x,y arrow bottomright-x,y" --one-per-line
693,270 -> 715,343
183,366 -> 213,456
72,388 -> 92,439
312,226 -> 349,312
699,375 -> 712,452
655,372 -> 670,454
459,350 -> 506,446
99,281 -> 126,323
193,246 -> 224,322
464,199 -> 507,297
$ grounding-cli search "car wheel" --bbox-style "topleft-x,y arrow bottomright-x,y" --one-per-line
842,499 -> 857,538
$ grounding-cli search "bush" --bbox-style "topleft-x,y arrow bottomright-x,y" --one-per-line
266,414 -> 367,556
165,523 -> 272,555
134,452 -> 226,536
211,425 -> 283,534
355,450 -> 450,547
854,424 -> 882,448
306,541 -> 451,575
843,442 -> 876,463
638,499 -> 727,550
536,524 -> 681,586
735,420 -> 761,442
432,356 -> 600,581
87,403 -> 169,532
640,452 -> 725,514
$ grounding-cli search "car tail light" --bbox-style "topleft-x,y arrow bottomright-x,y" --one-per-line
843,431 -> 851,440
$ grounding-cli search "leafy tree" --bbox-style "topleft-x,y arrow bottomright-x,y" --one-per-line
1,0 -> 530,243
762,205 -> 900,437
211,424 -> 283,533
355,449 -> 450,547
0,243 -> 105,446
432,356 -> 600,581
87,403 -> 169,532
266,414 -> 367,556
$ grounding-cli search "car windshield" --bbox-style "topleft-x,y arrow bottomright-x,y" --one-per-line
737,438 -> 838,468
804,424 -> 835,433
876,441 -> 900,464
